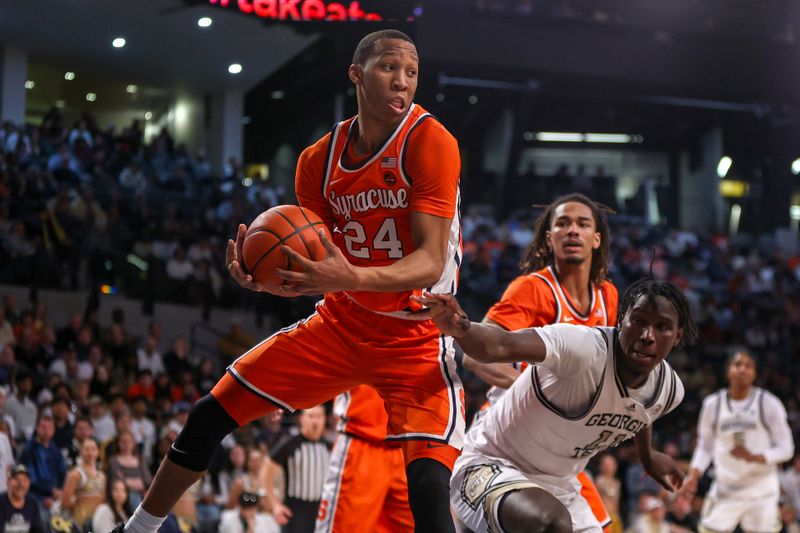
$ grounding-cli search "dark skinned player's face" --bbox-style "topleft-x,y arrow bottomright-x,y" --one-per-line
726,352 -> 756,389
617,295 -> 683,381
349,38 -> 419,124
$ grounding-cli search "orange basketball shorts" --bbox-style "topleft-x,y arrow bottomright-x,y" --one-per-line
211,293 -> 465,464
578,470 -> 611,528
315,433 -> 414,533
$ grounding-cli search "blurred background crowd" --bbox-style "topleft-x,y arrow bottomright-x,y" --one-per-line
1,111 -> 800,532
2,0 -> 800,531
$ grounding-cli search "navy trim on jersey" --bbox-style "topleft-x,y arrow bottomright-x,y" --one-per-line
441,334 -> 459,442
606,329 -> 629,398
644,361 -> 667,409
225,367 -> 295,413
320,122 -> 340,197
338,106 -> 415,172
548,266 -> 596,320
725,387 -> 757,413
757,388 -> 776,444
531,365 -> 606,421
384,434 -> 449,444
663,367 -> 678,414
711,391 -> 723,435
399,114 -> 434,186
532,272 -> 562,323
384,334 -> 459,445
318,434 -> 351,532
334,390 -> 352,435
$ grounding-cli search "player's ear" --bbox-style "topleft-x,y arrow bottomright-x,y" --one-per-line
674,327 -> 684,348
592,231 -> 601,250
545,230 -> 553,250
348,64 -> 362,85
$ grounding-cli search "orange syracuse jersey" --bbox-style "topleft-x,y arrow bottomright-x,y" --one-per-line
295,104 -> 462,318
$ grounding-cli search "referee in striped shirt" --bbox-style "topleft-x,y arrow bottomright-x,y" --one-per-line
266,405 -> 331,533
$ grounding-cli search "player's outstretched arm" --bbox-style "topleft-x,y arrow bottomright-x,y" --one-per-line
635,426 -> 683,492
415,292 -> 547,365
462,318 -> 523,389
462,352 -> 521,389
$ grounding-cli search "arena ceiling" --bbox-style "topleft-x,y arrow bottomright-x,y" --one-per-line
0,0 -> 317,93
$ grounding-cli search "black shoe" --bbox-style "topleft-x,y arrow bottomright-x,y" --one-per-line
110,523 -> 125,533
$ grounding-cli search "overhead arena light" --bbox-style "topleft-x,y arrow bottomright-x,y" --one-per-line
535,132 -> 584,142
717,156 -> 732,178
228,63 -> 242,74
126,84 -> 138,94
791,158 -> 800,175
112,37 -> 126,48
585,133 -> 632,143
24,80 -> 35,90
533,132 -> 642,143
198,17 -> 213,27
86,92 -> 97,102
64,71 -> 76,81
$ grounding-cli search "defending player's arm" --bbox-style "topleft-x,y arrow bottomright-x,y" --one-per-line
462,276 -> 558,388
462,317 -> 523,389
681,394 -> 718,497
731,393 -> 795,465
416,292 -> 548,365
634,425 -> 683,492
284,121 -> 460,294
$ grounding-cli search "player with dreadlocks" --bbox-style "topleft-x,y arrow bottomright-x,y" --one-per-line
463,193 -> 618,530
416,278 -> 698,532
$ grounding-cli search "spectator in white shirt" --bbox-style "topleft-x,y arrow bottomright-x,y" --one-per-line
136,336 -> 165,377
88,396 -> 116,444
130,396 -> 156,465
5,372 -> 37,442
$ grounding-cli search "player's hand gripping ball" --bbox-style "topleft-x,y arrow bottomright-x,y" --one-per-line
242,205 -> 331,291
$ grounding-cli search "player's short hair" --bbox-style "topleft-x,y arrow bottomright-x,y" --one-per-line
618,278 -> 698,348
352,30 -> 415,66
725,346 -> 759,370
520,193 -> 612,285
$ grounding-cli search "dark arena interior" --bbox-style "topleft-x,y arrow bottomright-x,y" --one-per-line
1,1 -> 799,532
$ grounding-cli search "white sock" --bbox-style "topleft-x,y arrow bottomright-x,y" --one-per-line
124,506 -> 167,533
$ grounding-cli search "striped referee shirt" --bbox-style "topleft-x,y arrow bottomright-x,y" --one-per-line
270,433 -> 332,502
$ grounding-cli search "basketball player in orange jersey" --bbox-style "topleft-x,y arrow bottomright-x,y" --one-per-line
119,29 -> 463,533
463,193 -> 618,531
315,385 -> 414,533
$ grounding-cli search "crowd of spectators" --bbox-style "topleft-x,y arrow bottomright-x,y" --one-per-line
2,109 -> 800,531
0,293 -> 327,532
0,111 -> 295,320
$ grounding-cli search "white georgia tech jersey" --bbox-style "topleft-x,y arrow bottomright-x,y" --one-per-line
465,325 -> 684,483
692,387 -> 793,495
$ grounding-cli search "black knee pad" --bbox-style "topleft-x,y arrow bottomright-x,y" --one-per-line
406,458 -> 455,533
168,394 -> 239,472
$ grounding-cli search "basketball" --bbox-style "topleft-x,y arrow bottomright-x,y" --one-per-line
241,205 -> 330,289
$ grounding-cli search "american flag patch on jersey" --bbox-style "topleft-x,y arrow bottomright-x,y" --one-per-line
381,157 -> 398,168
